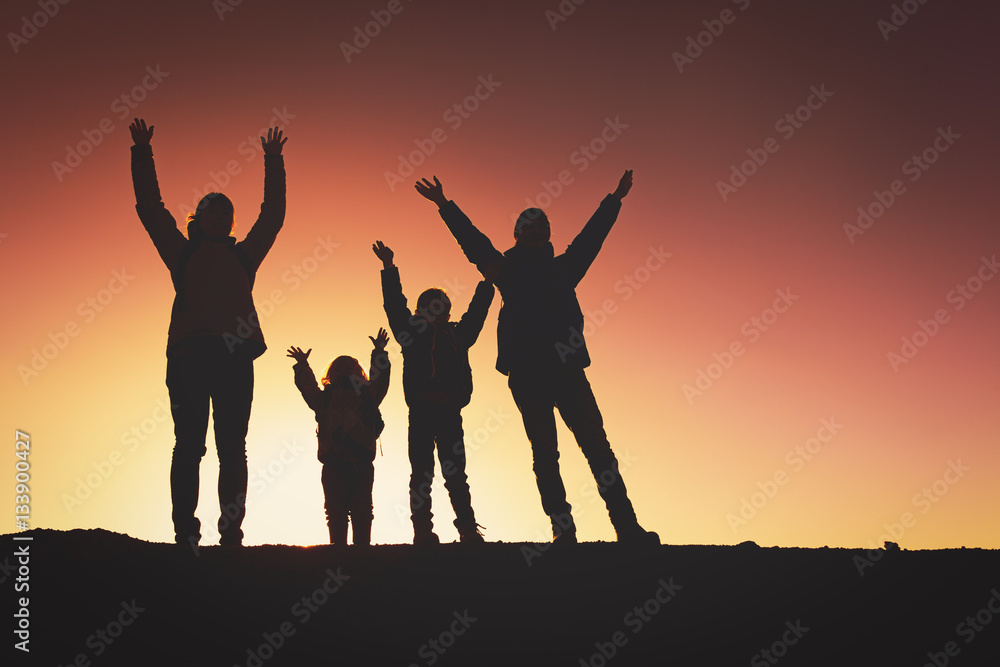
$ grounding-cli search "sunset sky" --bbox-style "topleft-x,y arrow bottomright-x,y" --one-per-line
3,0 -> 998,550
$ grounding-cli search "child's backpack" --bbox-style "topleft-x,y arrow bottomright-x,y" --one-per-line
318,378 -> 385,461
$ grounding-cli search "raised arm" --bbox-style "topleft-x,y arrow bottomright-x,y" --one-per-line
288,346 -> 324,413
561,170 -> 632,287
374,241 -> 415,343
129,118 -> 186,269
415,176 -> 503,276
367,328 -> 391,405
454,279 -> 495,348
240,127 -> 287,268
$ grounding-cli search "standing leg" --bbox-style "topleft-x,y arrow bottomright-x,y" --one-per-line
349,460 -> 375,546
436,407 -> 480,540
166,349 -> 211,546
555,369 -> 655,543
408,409 -> 438,543
322,461 -> 349,545
508,371 -> 575,540
212,349 -> 254,546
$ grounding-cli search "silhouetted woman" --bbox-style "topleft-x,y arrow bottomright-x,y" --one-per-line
129,118 -> 286,547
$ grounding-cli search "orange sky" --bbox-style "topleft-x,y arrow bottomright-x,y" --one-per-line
3,0 -> 999,549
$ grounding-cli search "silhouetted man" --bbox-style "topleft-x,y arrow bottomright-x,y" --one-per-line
415,170 -> 658,546
129,118 -> 286,548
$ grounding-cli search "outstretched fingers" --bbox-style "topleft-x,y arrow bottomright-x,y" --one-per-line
261,127 -> 288,155
414,176 -> 445,204
372,240 -> 394,265
370,327 -> 389,350
129,118 -> 154,145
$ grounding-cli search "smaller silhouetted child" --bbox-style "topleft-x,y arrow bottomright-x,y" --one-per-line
288,329 -> 390,546
372,240 -> 495,545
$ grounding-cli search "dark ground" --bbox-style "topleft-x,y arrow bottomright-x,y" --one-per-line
3,529 -> 1000,666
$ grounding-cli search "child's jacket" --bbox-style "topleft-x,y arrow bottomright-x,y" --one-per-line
380,266 -> 493,408
294,349 -> 390,463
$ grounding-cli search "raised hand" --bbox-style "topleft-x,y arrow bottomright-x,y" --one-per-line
372,240 -> 394,269
261,127 -> 287,155
612,169 -> 633,201
369,328 -> 389,352
129,118 -> 154,146
286,346 -> 311,363
414,176 -> 447,207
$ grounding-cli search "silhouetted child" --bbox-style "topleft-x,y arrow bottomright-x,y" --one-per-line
288,329 -> 390,546
372,241 -> 494,545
